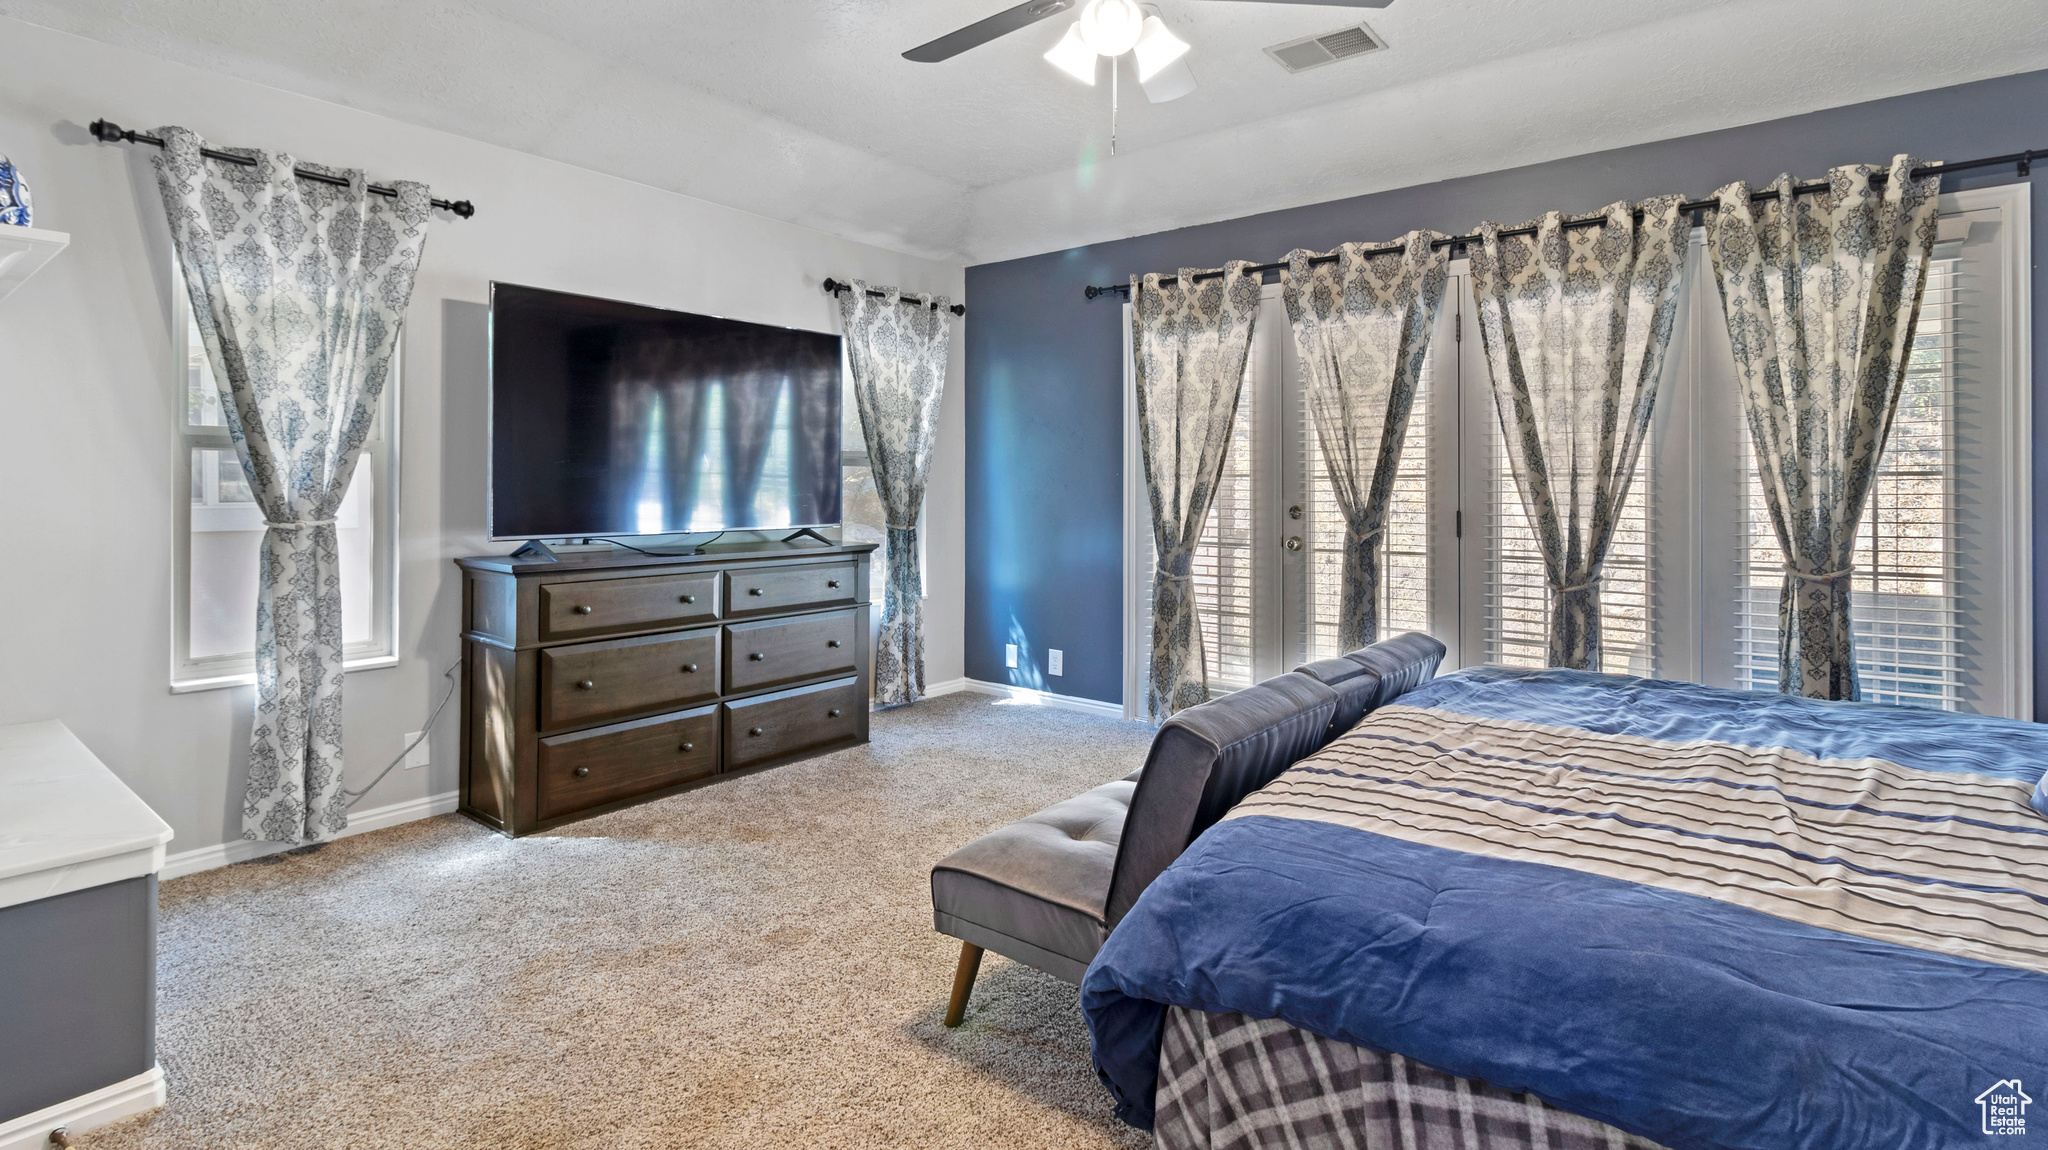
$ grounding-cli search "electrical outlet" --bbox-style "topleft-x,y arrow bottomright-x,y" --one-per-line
1005,644 -> 1019,669
1048,649 -> 1064,677
402,732 -> 429,770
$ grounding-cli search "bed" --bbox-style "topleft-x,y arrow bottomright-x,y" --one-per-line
1082,666 -> 2048,1149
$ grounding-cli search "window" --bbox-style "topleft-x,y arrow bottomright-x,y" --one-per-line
172,271 -> 400,691
1123,184 -> 2029,720
1726,199 -> 2028,715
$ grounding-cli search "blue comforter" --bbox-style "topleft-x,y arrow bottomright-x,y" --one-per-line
1082,668 -> 2048,1147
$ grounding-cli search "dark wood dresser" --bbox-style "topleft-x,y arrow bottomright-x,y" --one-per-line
455,541 -> 878,836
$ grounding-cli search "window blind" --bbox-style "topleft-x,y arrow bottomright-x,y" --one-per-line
1483,405 -> 1654,674
1301,355 -> 1434,662
1734,257 -> 1966,708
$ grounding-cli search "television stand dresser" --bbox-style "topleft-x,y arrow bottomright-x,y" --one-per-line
456,541 -> 877,836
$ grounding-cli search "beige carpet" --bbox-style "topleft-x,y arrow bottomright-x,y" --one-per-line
85,694 -> 1157,1150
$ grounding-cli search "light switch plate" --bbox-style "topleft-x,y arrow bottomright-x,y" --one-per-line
1048,649 -> 1064,676
403,732 -> 429,769
1005,644 -> 1019,669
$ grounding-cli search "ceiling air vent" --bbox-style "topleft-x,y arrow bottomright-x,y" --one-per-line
1264,23 -> 1387,74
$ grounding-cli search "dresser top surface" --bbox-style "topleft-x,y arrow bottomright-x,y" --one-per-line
458,540 -> 878,576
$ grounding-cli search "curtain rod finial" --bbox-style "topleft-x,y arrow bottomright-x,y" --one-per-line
90,118 -> 125,144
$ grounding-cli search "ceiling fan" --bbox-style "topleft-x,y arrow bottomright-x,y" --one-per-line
905,0 -> 1393,104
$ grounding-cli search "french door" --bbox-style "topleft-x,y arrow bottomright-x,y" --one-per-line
1122,278 -> 1466,716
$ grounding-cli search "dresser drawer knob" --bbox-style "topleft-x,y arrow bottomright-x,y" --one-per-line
574,766 -> 590,778
749,652 -> 764,661
681,594 -> 696,604
828,708 -> 841,718
577,679 -> 596,690
682,662 -> 698,673
828,579 -> 840,588
748,587 -> 763,597
573,605 -> 593,615
827,639 -> 841,648
749,726 -> 763,737
680,742 -> 693,753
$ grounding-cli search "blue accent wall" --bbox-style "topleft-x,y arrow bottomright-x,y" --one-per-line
964,67 -> 2048,715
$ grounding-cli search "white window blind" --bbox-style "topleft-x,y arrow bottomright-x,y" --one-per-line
1301,355 -> 1434,662
1734,256 -> 1967,708
1193,359 -> 1259,692
1481,411 -> 1654,675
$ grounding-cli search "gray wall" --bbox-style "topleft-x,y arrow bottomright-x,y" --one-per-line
0,878 -> 156,1123
964,67 -> 2048,713
0,17 -> 968,863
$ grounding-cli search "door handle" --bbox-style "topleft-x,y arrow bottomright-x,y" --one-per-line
1284,536 -> 1303,552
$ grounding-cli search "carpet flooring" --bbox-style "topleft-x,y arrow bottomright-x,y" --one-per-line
84,693 -> 1157,1150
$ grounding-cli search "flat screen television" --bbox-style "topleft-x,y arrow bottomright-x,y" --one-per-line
489,282 -> 843,540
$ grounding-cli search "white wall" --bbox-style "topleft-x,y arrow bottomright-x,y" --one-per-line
0,18 -> 967,859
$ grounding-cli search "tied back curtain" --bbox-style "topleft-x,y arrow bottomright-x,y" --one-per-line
153,126 -> 429,843
1470,196 -> 1688,671
1280,231 -> 1450,651
1132,263 -> 1262,722
1706,156 -> 1941,701
838,281 -> 952,706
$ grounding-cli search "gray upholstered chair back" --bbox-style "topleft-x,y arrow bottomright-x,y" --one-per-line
1293,655 -> 1384,737
1348,632 -> 1448,711
1103,672 -> 1338,927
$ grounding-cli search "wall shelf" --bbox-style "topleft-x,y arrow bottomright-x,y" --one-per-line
0,224 -> 70,304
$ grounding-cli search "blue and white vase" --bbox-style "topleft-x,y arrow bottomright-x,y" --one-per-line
0,155 -> 32,227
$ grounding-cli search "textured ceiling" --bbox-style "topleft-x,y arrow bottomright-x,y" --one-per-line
10,0 -> 2048,263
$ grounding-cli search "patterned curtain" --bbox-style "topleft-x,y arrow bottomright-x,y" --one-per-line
838,281 -> 952,705
1706,156 -> 1941,700
1281,232 -> 1450,651
152,127 -> 429,843
1131,263 -> 1262,722
1470,197 -> 1688,670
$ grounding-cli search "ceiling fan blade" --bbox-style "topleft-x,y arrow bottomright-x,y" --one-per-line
903,0 -> 1079,63
1183,0 -> 1393,6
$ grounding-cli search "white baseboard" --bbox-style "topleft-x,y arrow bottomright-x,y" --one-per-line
0,1064 -> 164,1150
925,677 -> 1131,721
161,790 -> 458,881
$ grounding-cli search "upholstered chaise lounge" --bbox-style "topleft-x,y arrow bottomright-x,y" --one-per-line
929,632 -> 1448,1026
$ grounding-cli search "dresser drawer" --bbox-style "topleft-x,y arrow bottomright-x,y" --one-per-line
539,572 -> 720,640
724,609 -> 859,693
723,678 -> 864,770
724,561 -> 857,617
539,628 -> 721,731
537,707 -> 719,821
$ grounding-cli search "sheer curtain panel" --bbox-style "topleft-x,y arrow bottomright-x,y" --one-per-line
1706,156 -> 1941,701
1131,263 -> 1262,722
838,281 -> 952,706
1281,231 -> 1450,650
152,126 -> 430,843
1470,197 -> 1688,670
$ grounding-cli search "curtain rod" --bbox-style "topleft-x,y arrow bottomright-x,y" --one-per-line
1083,148 -> 2041,301
823,277 -> 966,316
88,119 -> 476,219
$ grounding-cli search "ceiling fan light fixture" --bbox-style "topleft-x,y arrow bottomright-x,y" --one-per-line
1075,0 -> 1145,57
1132,15 -> 1190,82
1044,22 -> 1099,84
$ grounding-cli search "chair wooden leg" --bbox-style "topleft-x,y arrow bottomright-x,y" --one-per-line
944,942 -> 985,1028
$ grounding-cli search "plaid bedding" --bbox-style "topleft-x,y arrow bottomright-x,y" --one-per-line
1155,1007 -> 1669,1150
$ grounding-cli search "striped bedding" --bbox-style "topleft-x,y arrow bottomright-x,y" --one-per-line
1082,667 -> 2048,1149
